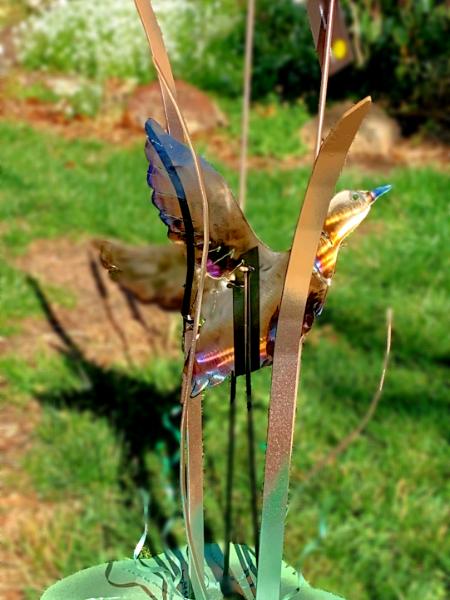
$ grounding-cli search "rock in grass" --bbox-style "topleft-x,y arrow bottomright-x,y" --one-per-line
300,101 -> 401,160
124,79 -> 228,134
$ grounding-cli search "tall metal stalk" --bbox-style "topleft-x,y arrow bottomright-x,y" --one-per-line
315,0 -> 336,159
244,267 -> 260,560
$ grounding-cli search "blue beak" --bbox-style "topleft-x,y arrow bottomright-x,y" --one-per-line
371,184 -> 392,201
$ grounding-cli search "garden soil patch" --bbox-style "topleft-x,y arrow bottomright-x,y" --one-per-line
1,75 -> 447,172
4,238 -> 179,368
0,84 -> 142,147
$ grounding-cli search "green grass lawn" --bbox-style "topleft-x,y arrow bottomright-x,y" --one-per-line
0,120 -> 449,599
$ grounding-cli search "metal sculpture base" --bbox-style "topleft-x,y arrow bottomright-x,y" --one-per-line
41,542 -> 343,599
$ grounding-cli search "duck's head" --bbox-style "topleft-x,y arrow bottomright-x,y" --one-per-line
324,184 -> 392,245
314,185 -> 392,281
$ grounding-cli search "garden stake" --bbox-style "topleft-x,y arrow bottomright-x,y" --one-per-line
238,0 -> 260,565
243,264 -> 260,561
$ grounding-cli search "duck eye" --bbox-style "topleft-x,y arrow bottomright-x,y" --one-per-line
352,193 -> 359,201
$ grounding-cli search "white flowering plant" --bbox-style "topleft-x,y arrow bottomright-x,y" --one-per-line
16,0 -> 177,81
16,0 -> 241,90
61,80 -> 104,117
8,74 -> 104,118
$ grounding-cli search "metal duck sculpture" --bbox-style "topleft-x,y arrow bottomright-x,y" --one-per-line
97,118 -> 391,395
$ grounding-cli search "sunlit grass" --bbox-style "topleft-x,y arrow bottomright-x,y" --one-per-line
217,95 -> 310,158
0,120 -> 448,599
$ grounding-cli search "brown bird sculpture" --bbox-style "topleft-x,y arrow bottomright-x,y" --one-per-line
97,119 -> 391,396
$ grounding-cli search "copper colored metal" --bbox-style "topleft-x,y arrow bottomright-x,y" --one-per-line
255,97 -> 372,600
315,0 -> 335,158
133,0 -> 183,141
153,60 -> 210,600
238,0 -> 256,211
132,6 -> 374,600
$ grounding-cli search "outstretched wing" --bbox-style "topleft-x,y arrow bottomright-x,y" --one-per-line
94,239 -> 186,310
145,119 -> 263,277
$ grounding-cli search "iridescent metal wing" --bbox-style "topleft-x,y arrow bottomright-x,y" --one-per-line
145,119 -> 266,278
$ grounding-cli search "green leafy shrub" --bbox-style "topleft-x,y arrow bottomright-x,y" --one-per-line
193,0 -> 448,132
171,0 -> 317,99
15,0 -> 239,88
170,0 -> 243,95
339,0 -> 449,133
16,0 -> 236,85
236,0 -> 319,101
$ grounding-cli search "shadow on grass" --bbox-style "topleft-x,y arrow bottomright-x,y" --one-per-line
26,275 -> 214,550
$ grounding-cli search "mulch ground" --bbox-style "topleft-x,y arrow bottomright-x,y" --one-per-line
1,75 -> 448,172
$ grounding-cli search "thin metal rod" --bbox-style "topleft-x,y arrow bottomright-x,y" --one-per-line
314,0 -> 336,159
238,0 -> 256,210
133,0 -> 183,141
302,308 -> 393,483
244,268 -> 259,560
222,373 -> 237,594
